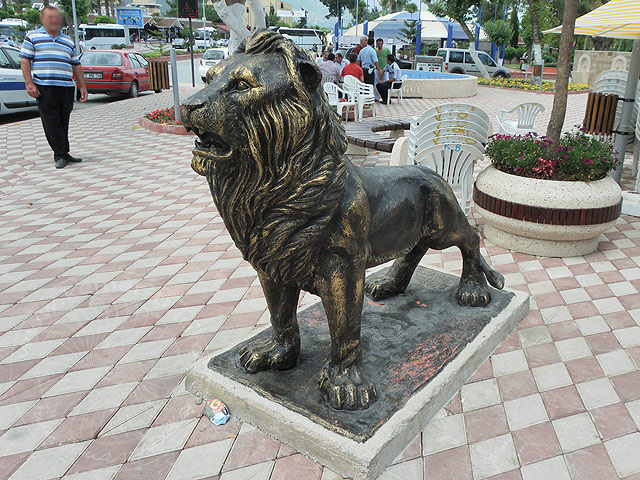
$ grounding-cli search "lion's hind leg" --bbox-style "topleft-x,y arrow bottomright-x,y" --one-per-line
238,273 -> 300,373
455,220 -> 504,307
365,240 -> 430,301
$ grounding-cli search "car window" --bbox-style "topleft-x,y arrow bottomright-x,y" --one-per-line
479,53 -> 496,67
81,51 -> 123,66
203,49 -> 225,60
135,54 -> 148,68
436,50 -> 446,61
127,53 -> 141,68
464,52 -> 473,64
0,49 -> 15,69
3,48 -> 20,68
449,51 -> 463,63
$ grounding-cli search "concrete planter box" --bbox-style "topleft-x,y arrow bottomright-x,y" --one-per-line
402,75 -> 477,99
138,116 -> 193,135
474,166 -> 622,257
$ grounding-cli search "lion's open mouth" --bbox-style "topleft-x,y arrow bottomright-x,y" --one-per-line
187,128 -> 233,176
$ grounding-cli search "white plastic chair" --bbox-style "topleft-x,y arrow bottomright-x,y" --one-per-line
414,143 -> 484,215
387,74 -> 408,104
415,104 -> 491,128
632,111 -> 640,177
343,75 -> 376,120
323,82 -> 356,120
496,102 -> 545,135
412,134 -> 486,157
322,74 -> 338,85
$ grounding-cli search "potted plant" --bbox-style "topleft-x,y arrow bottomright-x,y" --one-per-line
473,130 -> 621,256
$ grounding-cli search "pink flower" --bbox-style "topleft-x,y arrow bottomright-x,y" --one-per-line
583,158 -> 594,165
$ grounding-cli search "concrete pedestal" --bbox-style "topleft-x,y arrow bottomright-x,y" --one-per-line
185,266 -> 528,480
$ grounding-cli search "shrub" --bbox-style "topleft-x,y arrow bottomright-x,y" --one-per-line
144,106 -> 182,124
478,77 -> 590,92
485,131 -> 617,182
504,46 -> 517,62
111,43 -> 126,49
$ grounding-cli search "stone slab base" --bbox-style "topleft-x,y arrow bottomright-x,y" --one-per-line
185,266 -> 528,480
483,224 -> 601,257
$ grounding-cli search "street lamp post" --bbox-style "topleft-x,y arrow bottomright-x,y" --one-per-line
71,0 -> 79,48
203,0 -> 207,47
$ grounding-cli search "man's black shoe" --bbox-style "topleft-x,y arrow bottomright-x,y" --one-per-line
55,158 -> 68,169
65,154 -> 83,163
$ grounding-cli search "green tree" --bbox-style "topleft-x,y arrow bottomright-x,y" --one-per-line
58,0 -> 90,32
94,14 -> 116,23
483,19 -> 512,54
296,15 -> 307,28
165,0 -> 178,16
524,0 -> 545,65
397,19 -> 418,45
426,0 -> 491,79
266,5 -> 278,27
406,2 -> 418,15
23,7 -> 41,26
509,4 -> 519,47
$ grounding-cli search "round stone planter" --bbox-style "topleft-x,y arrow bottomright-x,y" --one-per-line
138,116 -> 193,135
473,166 -> 622,257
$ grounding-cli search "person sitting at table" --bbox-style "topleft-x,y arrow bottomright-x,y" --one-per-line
319,53 -> 341,82
340,53 -> 364,82
376,54 -> 403,104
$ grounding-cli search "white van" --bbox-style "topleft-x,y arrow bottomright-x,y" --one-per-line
80,24 -> 127,50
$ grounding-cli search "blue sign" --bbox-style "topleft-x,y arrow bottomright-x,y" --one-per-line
116,8 -> 143,27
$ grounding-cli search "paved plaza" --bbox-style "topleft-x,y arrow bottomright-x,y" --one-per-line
1,86 -> 639,480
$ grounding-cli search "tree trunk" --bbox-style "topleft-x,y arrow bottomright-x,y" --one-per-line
2,0 -> 7,13
459,20 -> 491,80
526,0 -> 543,65
546,0 -> 578,149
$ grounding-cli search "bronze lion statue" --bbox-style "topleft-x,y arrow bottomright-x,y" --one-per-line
181,29 -> 504,411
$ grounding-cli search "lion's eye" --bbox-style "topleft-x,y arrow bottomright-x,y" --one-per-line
236,80 -> 251,91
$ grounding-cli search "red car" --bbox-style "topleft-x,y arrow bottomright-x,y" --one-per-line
77,49 -> 158,98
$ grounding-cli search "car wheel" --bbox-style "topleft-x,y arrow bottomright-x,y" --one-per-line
201,77 -> 207,83
450,69 -> 464,74
154,89 -> 161,93
494,72 -> 507,78
128,81 -> 139,98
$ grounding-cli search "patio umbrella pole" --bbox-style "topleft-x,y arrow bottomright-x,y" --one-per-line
613,39 -> 640,184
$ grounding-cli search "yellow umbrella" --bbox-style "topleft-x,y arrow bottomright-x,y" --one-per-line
543,0 -> 640,38
544,0 -> 640,183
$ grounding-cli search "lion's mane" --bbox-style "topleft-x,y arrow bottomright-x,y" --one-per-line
208,29 -> 348,289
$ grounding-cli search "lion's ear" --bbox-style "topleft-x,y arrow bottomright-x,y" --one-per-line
297,60 -> 322,92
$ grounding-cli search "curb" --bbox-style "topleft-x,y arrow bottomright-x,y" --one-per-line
138,116 -> 193,135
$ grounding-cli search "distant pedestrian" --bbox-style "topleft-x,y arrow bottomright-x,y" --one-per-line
341,53 -> 364,82
319,52 -> 341,82
357,36 -> 381,88
376,54 -> 402,104
20,6 -> 87,169
334,52 -> 348,74
316,49 -> 329,66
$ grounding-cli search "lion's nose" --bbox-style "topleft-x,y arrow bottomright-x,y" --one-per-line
181,90 -> 212,127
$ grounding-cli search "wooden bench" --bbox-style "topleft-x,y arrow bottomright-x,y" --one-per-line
344,119 -> 410,153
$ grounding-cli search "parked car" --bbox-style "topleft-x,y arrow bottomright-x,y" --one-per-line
436,48 -> 510,78
172,37 -> 186,49
77,49 -> 158,98
0,46 -> 38,115
199,47 -> 229,82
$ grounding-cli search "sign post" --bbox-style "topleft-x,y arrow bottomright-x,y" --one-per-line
178,0 -> 198,87
170,47 -> 181,122
71,0 -> 79,49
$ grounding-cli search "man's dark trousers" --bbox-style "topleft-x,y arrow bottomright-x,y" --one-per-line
363,68 -> 375,86
377,81 -> 402,104
36,85 -> 75,159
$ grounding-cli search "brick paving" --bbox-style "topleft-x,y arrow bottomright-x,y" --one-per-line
0,86 -> 639,480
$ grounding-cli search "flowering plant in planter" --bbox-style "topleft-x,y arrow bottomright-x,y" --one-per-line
144,106 -> 182,125
485,130 -> 617,182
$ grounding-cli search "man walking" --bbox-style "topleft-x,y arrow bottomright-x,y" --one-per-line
20,6 -> 87,169
357,36 -> 381,89
374,38 -> 390,100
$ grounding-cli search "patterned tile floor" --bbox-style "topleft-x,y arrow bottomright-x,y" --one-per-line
0,86 -> 639,480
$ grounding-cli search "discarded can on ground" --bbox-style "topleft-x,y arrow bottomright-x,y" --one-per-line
203,399 -> 230,425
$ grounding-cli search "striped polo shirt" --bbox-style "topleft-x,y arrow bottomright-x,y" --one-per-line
19,26 -> 80,88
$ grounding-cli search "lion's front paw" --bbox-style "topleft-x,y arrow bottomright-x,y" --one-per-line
365,276 -> 405,301
318,362 -> 377,410
456,274 -> 491,307
238,337 -> 299,373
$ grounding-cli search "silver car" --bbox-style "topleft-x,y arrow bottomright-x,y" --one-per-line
436,48 -> 510,78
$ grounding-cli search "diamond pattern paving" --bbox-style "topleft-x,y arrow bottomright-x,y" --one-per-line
1,86 -> 639,479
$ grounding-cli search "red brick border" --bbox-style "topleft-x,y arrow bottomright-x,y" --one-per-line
473,184 -> 622,226
138,116 -> 194,136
